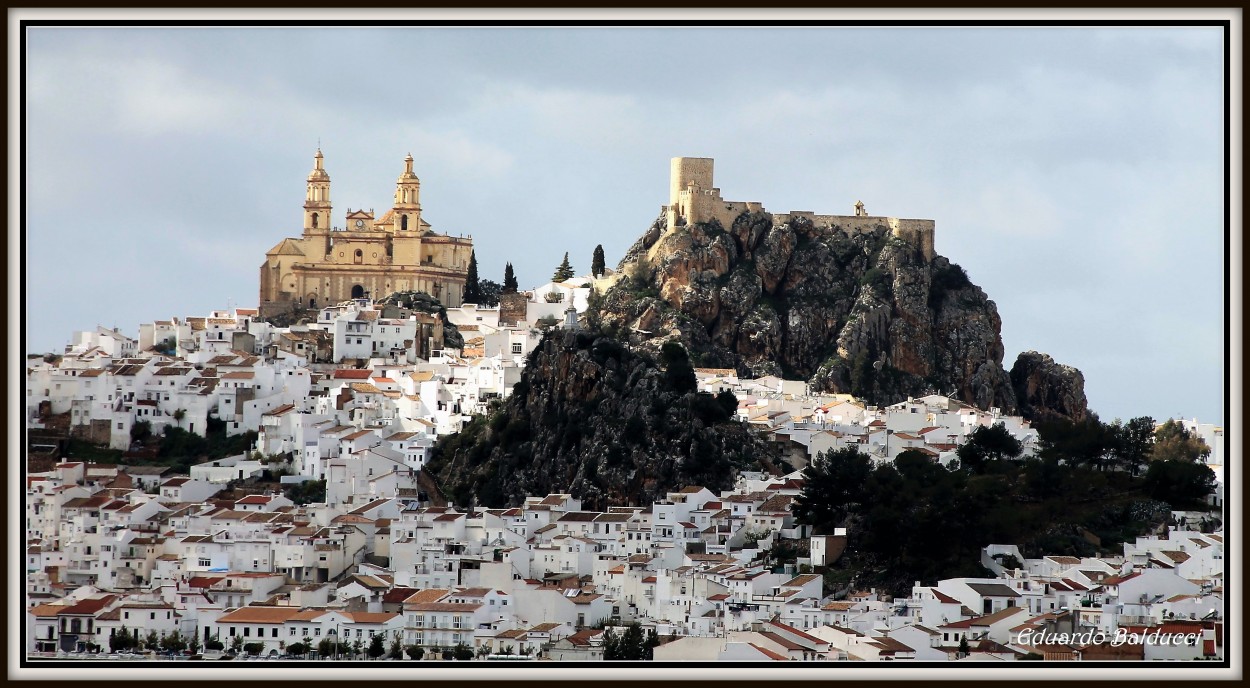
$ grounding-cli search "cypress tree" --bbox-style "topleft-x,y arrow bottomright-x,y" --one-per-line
591,244 -> 606,278
503,263 -> 518,294
464,251 -> 482,303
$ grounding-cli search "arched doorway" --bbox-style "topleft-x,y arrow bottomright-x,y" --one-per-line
351,284 -> 365,299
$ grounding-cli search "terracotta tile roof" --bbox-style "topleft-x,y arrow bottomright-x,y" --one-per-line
940,606 -> 1025,629
931,589 -> 960,604
216,606 -> 304,624
749,643 -> 790,661
333,369 -> 374,380
403,589 -> 451,604
29,602 -> 71,618
60,596 -> 117,616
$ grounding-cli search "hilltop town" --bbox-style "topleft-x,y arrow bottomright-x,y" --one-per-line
22,155 -> 1225,664
23,285 -> 1226,662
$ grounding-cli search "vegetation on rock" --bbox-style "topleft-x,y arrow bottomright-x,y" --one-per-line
426,328 -> 777,509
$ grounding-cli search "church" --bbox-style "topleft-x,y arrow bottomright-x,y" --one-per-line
258,150 -> 474,315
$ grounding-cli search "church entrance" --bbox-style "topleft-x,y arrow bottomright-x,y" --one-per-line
351,284 -> 365,299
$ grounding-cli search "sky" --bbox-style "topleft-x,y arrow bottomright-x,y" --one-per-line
21,23 -> 1229,425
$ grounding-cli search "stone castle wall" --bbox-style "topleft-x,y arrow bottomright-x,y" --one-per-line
663,157 -> 935,262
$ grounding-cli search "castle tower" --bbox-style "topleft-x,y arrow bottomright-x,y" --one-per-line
668,157 -> 715,230
392,153 -> 422,233
303,148 -> 332,233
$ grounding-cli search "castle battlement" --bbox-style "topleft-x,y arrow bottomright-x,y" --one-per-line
663,157 -> 935,262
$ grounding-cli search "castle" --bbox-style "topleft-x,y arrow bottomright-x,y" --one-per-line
258,150 -> 474,315
663,157 -> 935,261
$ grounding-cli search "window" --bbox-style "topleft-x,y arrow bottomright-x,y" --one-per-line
229,627 -> 237,637
290,628 -> 297,636
314,628 -> 321,636
511,343 -> 523,355
244,627 -> 250,637
272,628 -> 278,638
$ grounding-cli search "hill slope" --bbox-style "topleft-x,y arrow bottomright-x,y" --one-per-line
425,330 -> 783,509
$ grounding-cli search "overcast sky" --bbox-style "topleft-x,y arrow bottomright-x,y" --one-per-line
22,24 -> 1228,425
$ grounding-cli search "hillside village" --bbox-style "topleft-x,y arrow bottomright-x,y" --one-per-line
23,282 -> 1226,662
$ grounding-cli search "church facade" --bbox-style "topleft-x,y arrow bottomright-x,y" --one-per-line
258,150 -> 473,315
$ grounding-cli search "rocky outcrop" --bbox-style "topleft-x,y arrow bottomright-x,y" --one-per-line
425,330 -> 781,509
599,212 -> 1026,413
1010,351 -> 1089,423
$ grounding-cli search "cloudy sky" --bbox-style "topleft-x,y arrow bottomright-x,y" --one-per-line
22,23 -> 1228,425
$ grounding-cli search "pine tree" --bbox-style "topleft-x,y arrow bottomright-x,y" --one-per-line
368,632 -> 386,659
502,262 -> 518,294
591,244 -> 606,277
463,251 -> 482,303
553,252 -> 575,282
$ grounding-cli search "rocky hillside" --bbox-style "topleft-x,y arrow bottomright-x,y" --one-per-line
1010,351 -> 1089,423
424,330 -> 784,509
596,212 -> 1086,419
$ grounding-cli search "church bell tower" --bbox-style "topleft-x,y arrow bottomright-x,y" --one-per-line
304,148 -> 332,233
392,153 -> 422,233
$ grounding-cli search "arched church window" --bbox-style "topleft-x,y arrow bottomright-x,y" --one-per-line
401,215 -> 408,231
354,249 -> 363,265
312,213 -> 319,228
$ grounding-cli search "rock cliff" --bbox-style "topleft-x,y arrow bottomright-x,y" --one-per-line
424,330 -> 782,509
598,212 -> 1085,417
1010,350 -> 1089,423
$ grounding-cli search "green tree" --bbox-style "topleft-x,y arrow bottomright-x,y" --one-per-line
959,635 -> 970,656
243,642 -> 264,657
285,479 -> 326,505
317,636 -> 336,658
160,630 -> 187,653
287,641 -> 308,657
145,630 -> 160,652
351,638 -> 364,659
388,633 -> 404,660
205,638 -> 225,652
1144,459 -> 1217,508
229,634 -> 244,654
368,632 -> 386,659
452,642 -> 474,660
109,627 -> 133,653
553,252 -> 575,282
1111,416 -> 1155,475
1037,415 -> 1116,470
602,623 -> 654,660
130,419 -> 153,445
591,244 -> 606,278
793,446 -> 873,527
464,251 -> 482,304
660,341 -> 696,394
405,644 -> 425,660
715,389 -> 738,419
188,631 -> 201,655
1150,419 -> 1211,463
956,423 -> 1023,473
477,279 -> 502,307
502,263 -> 518,294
